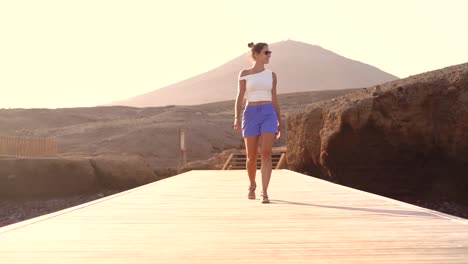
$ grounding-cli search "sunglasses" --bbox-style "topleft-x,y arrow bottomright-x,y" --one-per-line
264,50 -> 272,55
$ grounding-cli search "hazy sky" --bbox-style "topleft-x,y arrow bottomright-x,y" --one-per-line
1,0 -> 467,108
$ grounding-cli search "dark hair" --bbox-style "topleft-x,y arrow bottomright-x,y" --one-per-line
248,42 -> 268,54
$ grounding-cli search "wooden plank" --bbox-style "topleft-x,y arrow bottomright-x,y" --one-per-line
0,170 -> 467,263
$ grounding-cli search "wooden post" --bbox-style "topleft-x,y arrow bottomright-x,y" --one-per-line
177,128 -> 187,173
46,138 -> 52,155
33,136 -> 38,156
0,136 -> 4,157
52,140 -> 59,155
19,136 -> 24,157
180,128 -> 187,171
40,137 -> 45,156
7,136 -> 12,157
27,137 -> 32,156
177,129 -> 180,172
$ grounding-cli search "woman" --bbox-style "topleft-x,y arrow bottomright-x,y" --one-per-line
233,42 -> 281,204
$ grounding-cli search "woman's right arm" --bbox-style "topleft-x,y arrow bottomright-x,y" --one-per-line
234,70 -> 247,131
235,71 -> 247,119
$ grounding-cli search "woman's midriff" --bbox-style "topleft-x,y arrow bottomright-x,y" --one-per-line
246,100 -> 272,106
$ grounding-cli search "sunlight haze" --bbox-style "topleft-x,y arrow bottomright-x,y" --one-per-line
1,0 -> 467,108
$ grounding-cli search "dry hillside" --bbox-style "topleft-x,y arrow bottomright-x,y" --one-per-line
110,40 -> 398,107
0,89 -> 358,171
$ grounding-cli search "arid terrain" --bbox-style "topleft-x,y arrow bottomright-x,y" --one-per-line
0,89 -> 358,227
2,59 -> 467,228
0,89 -> 357,170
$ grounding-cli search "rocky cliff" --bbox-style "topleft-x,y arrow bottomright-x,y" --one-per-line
286,63 -> 468,202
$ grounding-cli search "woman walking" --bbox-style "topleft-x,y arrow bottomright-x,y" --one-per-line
233,42 -> 281,204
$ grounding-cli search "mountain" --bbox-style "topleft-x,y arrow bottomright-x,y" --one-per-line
109,40 -> 398,107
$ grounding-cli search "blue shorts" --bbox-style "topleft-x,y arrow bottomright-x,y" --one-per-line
242,103 -> 278,137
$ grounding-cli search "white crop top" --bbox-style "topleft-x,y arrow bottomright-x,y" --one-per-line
238,69 -> 273,102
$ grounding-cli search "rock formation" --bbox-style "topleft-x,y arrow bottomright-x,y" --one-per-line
0,155 -> 160,199
286,63 -> 468,200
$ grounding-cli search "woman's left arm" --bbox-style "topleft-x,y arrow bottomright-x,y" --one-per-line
272,72 -> 281,129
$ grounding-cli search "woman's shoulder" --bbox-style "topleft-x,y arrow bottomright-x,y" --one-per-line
238,69 -> 250,78
239,68 -> 274,77
238,69 -> 255,81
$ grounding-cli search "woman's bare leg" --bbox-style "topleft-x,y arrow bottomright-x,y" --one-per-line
244,135 -> 260,188
260,132 -> 276,195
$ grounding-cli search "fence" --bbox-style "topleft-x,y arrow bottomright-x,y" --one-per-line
0,136 -> 58,158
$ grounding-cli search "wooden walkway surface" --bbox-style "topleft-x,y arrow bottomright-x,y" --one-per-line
1,169 -> 468,263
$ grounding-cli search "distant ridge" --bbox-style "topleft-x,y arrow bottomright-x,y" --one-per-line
110,40 -> 398,107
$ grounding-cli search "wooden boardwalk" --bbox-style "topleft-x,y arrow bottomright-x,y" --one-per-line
1,170 -> 468,263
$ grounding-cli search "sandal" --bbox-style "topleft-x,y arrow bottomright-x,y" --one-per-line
261,191 -> 270,204
248,185 -> 256,200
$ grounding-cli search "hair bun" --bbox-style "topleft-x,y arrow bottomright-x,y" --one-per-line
248,42 -> 254,48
